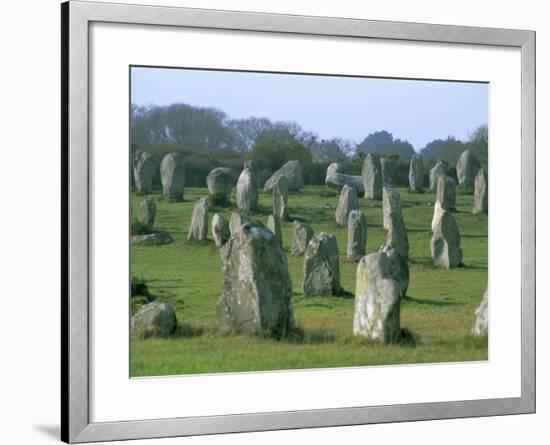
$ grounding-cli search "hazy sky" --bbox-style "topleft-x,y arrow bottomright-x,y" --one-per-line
131,66 -> 488,151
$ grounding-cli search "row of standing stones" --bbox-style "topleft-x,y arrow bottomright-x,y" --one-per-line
131,152 -> 488,343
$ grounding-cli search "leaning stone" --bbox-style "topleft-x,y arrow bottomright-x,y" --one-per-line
303,232 -> 341,296
264,160 -> 303,192
291,221 -> 313,257
436,175 -> 456,211
216,222 -> 294,337
335,184 -> 359,227
137,198 -> 156,231
379,245 -> 409,296
236,168 -> 258,212
473,168 -> 488,214
347,209 -> 367,261
382,186 -> 409,259
380,157 -> 396,185
131,301 -> 177,338
409,154 -> 425,192
430,209 -> 462,268
134,152 -> 156,193
429,161 -> 447,191
131,232 -> 173,246
471,288 -> 489,336
456,149 -> 480,192
362,154 -> 383,200
187,197 -> 208,242
272,175 -> 289,221
267,214 -> 283,247
212,213 -> 230,248
325,163 -> 365,195
207,167 -> 235,197
353,252 -> 401,343
160,153 -> 185,200
229,212 -> 251,236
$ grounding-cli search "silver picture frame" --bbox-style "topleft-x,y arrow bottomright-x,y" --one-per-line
61,1 -> 536,442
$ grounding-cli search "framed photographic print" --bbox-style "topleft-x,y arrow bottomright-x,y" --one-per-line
62,1 -> 535,442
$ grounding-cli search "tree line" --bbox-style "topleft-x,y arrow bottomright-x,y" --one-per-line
131,102 -> 487,188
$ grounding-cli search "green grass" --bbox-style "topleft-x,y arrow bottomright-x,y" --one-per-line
130,185 -> 488,377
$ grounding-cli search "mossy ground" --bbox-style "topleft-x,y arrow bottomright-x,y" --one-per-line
130,185 -> 487,377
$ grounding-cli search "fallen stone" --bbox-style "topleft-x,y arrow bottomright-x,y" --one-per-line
264,160 -> 303,192
325,163 -> 365,195
131,232 -> 173,246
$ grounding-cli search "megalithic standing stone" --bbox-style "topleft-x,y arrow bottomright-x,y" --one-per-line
362,154 -> 382,200
216,222 -> 294,338
409,154 -> 425,192
382,186 -> 409,259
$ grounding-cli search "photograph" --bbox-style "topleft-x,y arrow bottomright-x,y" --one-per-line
129,66 -> 489,377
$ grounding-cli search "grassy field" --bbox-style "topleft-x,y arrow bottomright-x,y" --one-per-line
130,185 -> 488,377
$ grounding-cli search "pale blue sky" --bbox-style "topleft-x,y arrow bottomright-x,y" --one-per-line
131,66 -> 488,151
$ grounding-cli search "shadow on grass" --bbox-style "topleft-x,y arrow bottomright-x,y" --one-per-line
343,327 -> 418,348
403,295 -> 465,307
174,322 -> 205,338
460,263 -> 488,271
337,289 -> 355,299
248,205 -> 275,217
407,257 -> 434,266
406,227 -> 431,233
151,284 -> 186,290
292,289 -> 354,300
397,327 -> 419,347
185,238 -> 215,247
283,325 -> 337,345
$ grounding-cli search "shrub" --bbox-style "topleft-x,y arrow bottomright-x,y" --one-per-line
208,192 -> 230,208
131,275 -> 151,298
